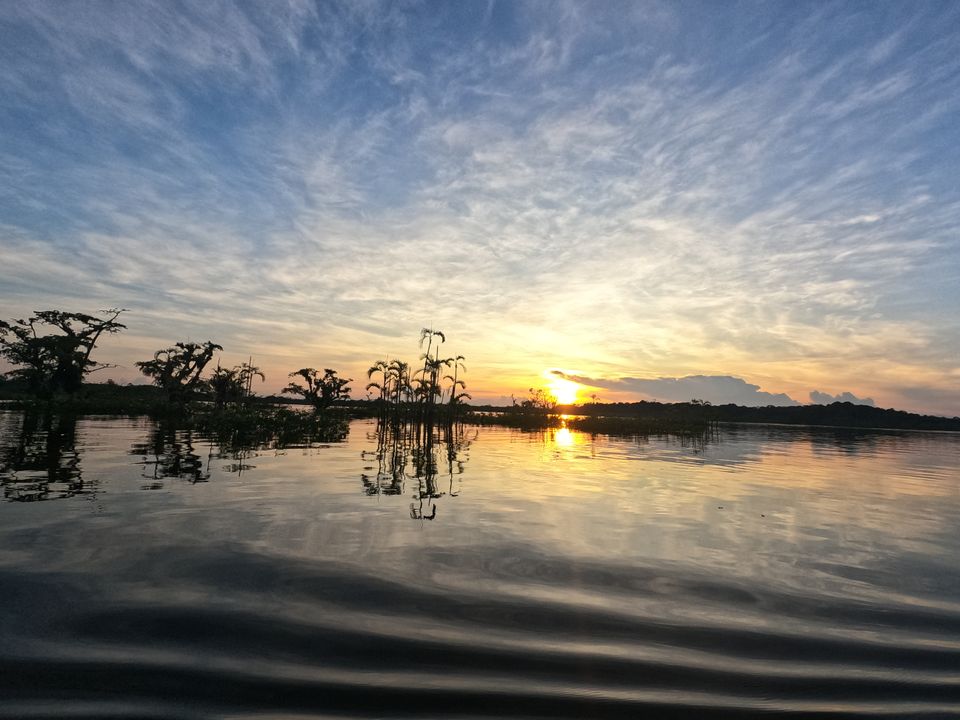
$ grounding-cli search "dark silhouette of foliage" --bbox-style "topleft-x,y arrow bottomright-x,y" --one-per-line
517,387 -> 556,413
0,309 -> 126,397
365,360 -> 390,404
496,398 -> 960,432
209,362 -> 264,407
283,368 -> 352,411
443,355 -> 470,405
705,400 -> 960,431
365,330 -> 470,427
136,341 -> 222,403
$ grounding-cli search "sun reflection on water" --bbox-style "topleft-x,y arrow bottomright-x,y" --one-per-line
554,426 -> 574,447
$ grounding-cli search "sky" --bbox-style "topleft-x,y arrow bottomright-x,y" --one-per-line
1,1 -> 959,414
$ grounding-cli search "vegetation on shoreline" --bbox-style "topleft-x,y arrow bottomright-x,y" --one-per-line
528,400 -> 960,432
2,309 -> 956,435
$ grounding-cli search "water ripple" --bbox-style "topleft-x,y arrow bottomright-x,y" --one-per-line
2,414 -> 960,717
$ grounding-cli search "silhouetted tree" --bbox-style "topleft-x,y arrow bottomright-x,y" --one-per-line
417,328 -> 446,407
520,388 -> 556,413
136,341 -> 222,403
209,362 -> 264,407
389,359 -> 413,404
366,360 -> 390,405
0,309 -> 126,397
283,368 -> 352,411
443,355 -> 469,405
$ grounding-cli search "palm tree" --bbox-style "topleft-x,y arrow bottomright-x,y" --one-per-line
388,359 -> 411,405
441,355 -> 466,405
418,328 -> 445,401
366,360 -> 389,406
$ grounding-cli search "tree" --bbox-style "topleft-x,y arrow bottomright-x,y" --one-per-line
442,355 -> 470,405
520,388 -> 556,413
0,309 -> 126,396
136,341 -> 222,403
366,360 -> 390,405
388,359 -> 412,404
417,328 -> 446,407
283,368 -> 352,411
209,362 -> 264,407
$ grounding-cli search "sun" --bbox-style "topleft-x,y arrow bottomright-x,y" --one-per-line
545,373 -> 580,405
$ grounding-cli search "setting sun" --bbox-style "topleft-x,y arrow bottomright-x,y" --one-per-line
546,373 -> 580,405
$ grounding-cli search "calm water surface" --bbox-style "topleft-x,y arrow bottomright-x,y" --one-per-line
1,410 -> 959,718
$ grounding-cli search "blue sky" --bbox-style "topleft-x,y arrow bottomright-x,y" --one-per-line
1,1 -> 959,413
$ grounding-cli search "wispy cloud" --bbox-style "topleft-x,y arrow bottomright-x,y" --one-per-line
1,2 -> 958,413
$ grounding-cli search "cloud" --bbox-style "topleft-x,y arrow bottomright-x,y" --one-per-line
0,3 -> 959,413
554,372 -> 800,407
809,390 -> 876,406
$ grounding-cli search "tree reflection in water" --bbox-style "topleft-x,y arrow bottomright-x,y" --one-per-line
130,422 -> 212,488
0,412 -> 86,501
361,419 -> 474,521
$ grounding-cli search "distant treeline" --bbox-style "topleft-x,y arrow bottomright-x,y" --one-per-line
2,378 -> 956,432
471,400 -> 960,432
709,401 -> 960,431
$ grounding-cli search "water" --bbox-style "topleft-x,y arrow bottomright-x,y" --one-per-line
1,410 -> 959,718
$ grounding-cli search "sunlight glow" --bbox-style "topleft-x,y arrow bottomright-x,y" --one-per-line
554,427 -> 574,447
546,374 -> 580,405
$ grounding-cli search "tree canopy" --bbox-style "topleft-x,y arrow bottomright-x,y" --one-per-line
283,368 -> 352,410
0,309 -> 126,396
209,362 -> 264,407
136,341 -> 222,402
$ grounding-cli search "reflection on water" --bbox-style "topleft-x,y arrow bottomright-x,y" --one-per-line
1,409 -> 960,718
131,422 -> 212,487
361,419 -> 475,521
0,412 -> 86,501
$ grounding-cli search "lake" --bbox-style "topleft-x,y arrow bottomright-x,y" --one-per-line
1,409 -> 959,718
